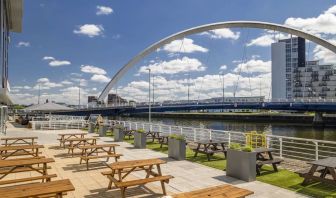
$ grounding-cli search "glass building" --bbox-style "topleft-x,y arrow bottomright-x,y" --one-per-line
0,0 -> 23,104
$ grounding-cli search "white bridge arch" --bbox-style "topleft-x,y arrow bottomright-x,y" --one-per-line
98,21 -> 336,101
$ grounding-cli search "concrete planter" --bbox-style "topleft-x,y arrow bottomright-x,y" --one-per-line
113,128 -> 125,142
99,125 -> 108,137
134,132 -> 146,148
168,138 -> 186,160
88,123 -> 95,133
226,149 -> 256,182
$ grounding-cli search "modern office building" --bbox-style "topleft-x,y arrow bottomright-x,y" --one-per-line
88,96 -> 98,103
107,93 -> 128,106
0,0 -> 23,104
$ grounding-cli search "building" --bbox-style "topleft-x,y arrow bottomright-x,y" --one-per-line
271,37 -> 306,100
0,0 -> 23,105
107,94 -> 128,106
88,96 -> 98,103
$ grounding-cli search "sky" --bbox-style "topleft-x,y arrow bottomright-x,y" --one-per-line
8,0 -> 336,105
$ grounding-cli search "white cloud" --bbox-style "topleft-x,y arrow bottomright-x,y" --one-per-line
17,41 -> 30,47
234,59 -> 271,73
35,78 -> 63,90
313,39 -> 336,63
161,38 -> 208,53
42,56 -> 71,67
201,28 -> 240,40
219,65 -> 227,70
91,74 -> 111,83
61,80 -> 73,85
96,6 -> 113,15
139,56 -> 206,75
81,65 -> 106,75
73,24 -> 104,37
247,33 -> 289,47
285,5 -> 336,35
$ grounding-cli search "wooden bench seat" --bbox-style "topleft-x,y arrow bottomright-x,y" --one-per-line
296,166 -> 326,176
115,175 -> 173,188
0,174 -> 57,185
256,158 -> 283,175
0,165 -> 51,174
101,167 -> 145,176
1,151 -> 43,157
0,179 -> 75,198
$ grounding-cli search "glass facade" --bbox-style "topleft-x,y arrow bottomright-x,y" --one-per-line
0,0 -> 9,91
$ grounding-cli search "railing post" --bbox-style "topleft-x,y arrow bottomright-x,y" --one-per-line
228,132 -> 231,145
135,123 -> 138,130
279,138 -> 283,158
180,127 -> 183,135
209,129 -> 212,140
314,141 -> 319,160
193,129 -> 196,142
169,126 -> 172,135
159,125 -> 162,133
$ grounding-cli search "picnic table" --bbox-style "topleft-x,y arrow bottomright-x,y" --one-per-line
0,179 -> 75,198
159,134 -> 169,148
58,132 -> 87,148
147,131 -> 162,142
172,184 -> 254,198
65,137 -> 98,157
102,158 -> 173,198
192,140 -> 227,161
0,145 -> 44,160
300,157 -> 336,186
254,148 -> 283,175
1,136 -> 38,146
0,157 -> 56,185
79,144 -> 123,170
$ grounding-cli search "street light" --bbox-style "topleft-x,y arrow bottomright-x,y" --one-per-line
146,68 -> 151,123
219,71 -> 225,112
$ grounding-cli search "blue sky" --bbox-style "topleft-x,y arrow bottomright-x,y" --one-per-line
9,0 -> 336,105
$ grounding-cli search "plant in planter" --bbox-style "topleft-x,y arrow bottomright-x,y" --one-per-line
168,134 -> 186,160
113,125 -> 125,142
134,129 -> 147,148
226,143 -> 256,182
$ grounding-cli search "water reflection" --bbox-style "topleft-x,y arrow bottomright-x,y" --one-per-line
120,116 -> 336,141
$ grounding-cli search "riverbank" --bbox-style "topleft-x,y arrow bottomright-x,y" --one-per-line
130,112 -> 336,126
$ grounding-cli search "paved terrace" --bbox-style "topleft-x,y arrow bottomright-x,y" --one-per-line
1,123 -> 308,198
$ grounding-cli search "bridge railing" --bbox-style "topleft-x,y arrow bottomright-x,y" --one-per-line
110,120 -> 336,161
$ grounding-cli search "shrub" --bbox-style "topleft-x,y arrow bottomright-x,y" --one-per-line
229,143 -> 241,150
137,129 -> 145,133
169,134 -> 185,140
241,146 -> 253,152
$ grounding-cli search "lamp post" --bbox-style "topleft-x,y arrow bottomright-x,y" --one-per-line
146,68 -> 151,123
220,72 -> 225,112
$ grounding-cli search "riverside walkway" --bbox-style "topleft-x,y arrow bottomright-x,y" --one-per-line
1,122 -> 308,198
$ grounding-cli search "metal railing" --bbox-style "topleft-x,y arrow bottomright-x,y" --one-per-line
30,120 -> 87,130
110,120 -> 336,161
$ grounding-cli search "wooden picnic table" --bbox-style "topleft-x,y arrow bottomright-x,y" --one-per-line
65,137 -> 98,157
193,140 -> 227,161
0,145 -> 44,160
254,148 -> 283,175
79,144 -> 122,170
147,131 -> 162,142
58,132 -> 87,147
102,158 -> 173,198
159,134 -> 169,148
172,184 -> 254,198
0,157 -> 56,185
0,179 -> 75,198
301,157 -> 336,186
1,136 -> 38,146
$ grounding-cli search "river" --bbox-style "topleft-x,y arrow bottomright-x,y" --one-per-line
120,116 -> 336,141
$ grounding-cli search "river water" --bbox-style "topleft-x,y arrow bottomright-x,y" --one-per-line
121,116 -> 336,141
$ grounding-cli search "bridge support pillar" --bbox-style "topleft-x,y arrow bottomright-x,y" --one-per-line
313,112 -> 324,126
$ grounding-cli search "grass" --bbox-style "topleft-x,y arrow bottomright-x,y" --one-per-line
100,130 -> 336,197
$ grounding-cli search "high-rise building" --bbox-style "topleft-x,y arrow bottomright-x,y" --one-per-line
107,94 -> 128,106
272,37 -> 336,100
88,96 -> 98,103
0,0 -> 23,104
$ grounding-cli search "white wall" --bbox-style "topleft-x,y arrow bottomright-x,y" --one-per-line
271,42 -> 287,99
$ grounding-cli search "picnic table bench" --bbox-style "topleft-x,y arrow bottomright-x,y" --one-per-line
79,144 -> 122,170
57,133 -> 87,148
0,157 -> 56,185
254,148 -> 283,176
171,184 -> 254,198
159,135 -> 169,148
102,158 -> 173,198
0,179 -> 75,198
0,144 -> 44,160
65,137 -> 98,157
147,131 -> 162,142
299,157 -> 336,186
192,140 -> 227,161
1,136 -> 38,146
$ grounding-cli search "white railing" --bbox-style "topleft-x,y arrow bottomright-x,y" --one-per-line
30,120 -> 87,130
31,115 -> 86,121
110,120 -> 336,162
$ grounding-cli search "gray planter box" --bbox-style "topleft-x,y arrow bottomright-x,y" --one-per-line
113,128 -> 125,142
99,125 -> 108,137
88,123 -> 95,133
134,132 -> 146,148
168,138 -> 186,160
226,149 -> 256,182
